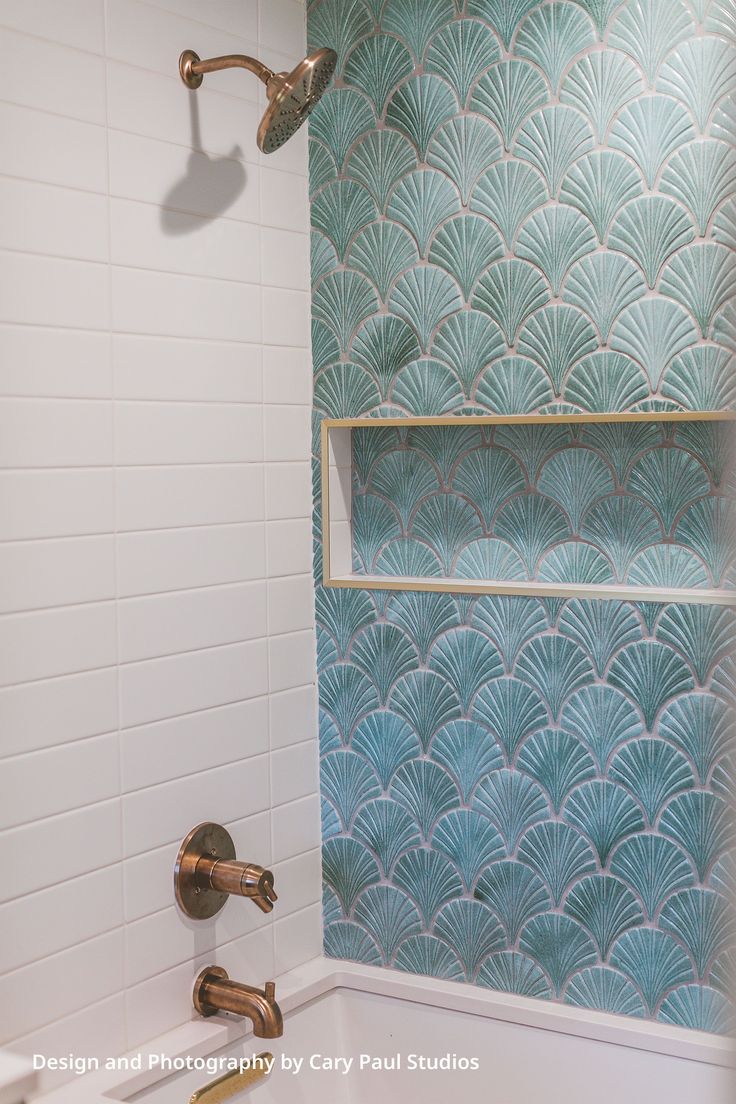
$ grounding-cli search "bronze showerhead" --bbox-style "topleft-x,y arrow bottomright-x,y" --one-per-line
179,47 -> 337,154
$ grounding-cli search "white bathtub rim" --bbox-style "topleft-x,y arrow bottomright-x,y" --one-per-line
31,955 -> 735,1102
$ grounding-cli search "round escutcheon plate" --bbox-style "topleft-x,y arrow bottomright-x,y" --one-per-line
174,821 -> 236,919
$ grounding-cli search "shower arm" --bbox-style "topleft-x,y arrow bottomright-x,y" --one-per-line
179,50 -> 274,90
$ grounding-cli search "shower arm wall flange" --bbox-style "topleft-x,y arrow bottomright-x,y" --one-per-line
179,49 -> 274,91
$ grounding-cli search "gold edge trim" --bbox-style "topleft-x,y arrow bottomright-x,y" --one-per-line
322,410 -> 736,428
324,573 -> 736,606
321,418 -> 330,586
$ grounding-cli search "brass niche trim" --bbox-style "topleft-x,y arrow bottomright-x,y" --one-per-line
175,822 -> 277,919
321,411 -> 736,607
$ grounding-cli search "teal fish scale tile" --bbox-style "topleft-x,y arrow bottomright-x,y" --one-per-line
351,423 -> 736,588
307,0 -> 736,1034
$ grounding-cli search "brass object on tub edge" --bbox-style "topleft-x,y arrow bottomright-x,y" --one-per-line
193,967 -> 283,1038
189,1051 -> 273,1104
175,822 -> 277,920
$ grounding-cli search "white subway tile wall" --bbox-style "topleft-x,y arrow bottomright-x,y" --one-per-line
0,0 -> 320,1087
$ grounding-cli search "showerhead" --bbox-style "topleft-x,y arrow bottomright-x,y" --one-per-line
179,47 -> 337,154
259,49 -> 337,154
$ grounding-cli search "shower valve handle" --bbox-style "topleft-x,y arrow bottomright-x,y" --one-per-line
175,822 -> 277,920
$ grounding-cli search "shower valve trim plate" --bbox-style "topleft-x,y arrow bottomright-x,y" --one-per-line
175,821 -> 277,919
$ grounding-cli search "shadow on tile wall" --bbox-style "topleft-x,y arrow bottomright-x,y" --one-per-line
307,0 -> 736,1032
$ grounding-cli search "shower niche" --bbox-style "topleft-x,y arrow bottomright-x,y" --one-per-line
321,413 -> 736,606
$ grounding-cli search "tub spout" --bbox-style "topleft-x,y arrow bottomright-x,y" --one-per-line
193,967 -> 284,1038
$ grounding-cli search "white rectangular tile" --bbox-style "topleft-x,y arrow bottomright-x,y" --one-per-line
266,518 -> 312,577
114,401 -> 263,465
125,893 -> 269,988
0,800 -> 121,903
259,0 -> 306,61
260,166 -> 309,232
0,734 -> 119,831
124,905 -> 209,988
116,464 -> 264,532
108,129 -> 260,225
262,346 -> 312,405
0,930 -> 123,1043
265,461 -> 312,519
272,795 -> 320,864
117,523 -> 266,597
264,404 -> 311,461
0,399 -> 112,469
123,927 -> 273,1050
273,902 -> 322,977
0,602 -> 117,687
268,574 -> 314,636
106,0 -> 259,100
0,102 -> 107,192
269,685 -> 317,750
121,697 -> 268,793
214,925 -> 275,988
122,843 -> 175,923
0,326 -> 112,399
328,462 -> 353,522
111,265 -> 261,343
10,996 -> 126,1096
106,61 -> 261,163
0,28 -> 106,124
329,425 -> 352,469
0,536 -> 115,614
271,741 -> 319,809
262,287 -> 309,346
110,196 -> 260,282
0,469 -> 113,540
140,0 -> 258,38
261,227 -> 309,290
122,810 -> 270,922
118,581 -> 267,662
0,253 -> 109,330
121,753 -> 270,854
119,639 -> 269,728
0,177 -> 108,262
0,668 -> 118,758
269,629 -> 316,693
0,866 -> 122,974
113,333 -> 261,402
330,517 -> 352,577
272,848 -> 321,918
0,0 -> 105,54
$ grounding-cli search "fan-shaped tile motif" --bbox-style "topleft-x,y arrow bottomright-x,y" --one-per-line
608,0 -> 694,83
307,0 -> 736,1035
425,19 -> 502,108
515,105 -> 594,196
470,61 -> 548,151
561,50 -> 643,142
343,34 -> 414,116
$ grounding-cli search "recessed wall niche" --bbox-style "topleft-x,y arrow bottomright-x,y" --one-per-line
322,413 -> 736,605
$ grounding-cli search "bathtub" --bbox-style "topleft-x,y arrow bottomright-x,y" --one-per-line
37,959 -> 733,1104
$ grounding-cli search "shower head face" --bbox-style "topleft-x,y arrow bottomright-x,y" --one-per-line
258,47 -> 337,154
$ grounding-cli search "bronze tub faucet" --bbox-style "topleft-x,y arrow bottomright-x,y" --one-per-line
192,967 -> 283,1039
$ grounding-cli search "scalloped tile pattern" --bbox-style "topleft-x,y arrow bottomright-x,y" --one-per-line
307,0 -> 736,1033
352,423 -> 735,588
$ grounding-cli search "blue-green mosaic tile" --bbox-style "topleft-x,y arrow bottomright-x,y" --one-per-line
307,0 -> 736,1034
